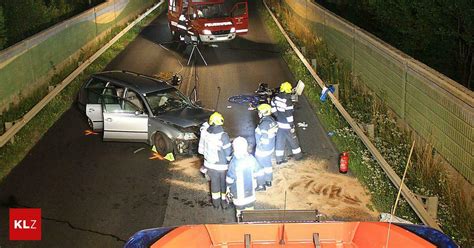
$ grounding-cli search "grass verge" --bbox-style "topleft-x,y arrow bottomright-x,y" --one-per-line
259,0 -> 473,246
0,3 -> 166,182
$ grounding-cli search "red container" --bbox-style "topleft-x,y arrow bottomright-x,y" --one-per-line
339,152 -> 349,173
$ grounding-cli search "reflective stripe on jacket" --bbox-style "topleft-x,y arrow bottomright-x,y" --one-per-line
271,93 -> 294,129
255,115 -> 278,157
226,154 -> 258,206
198,125 -> 232,170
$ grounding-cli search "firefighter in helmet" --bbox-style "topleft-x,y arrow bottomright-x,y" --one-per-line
271,82 -> 303,164
177,13 -> 191,41
254,104 -> 278,191
226,137 -> 259,220
198,112 -> 232,209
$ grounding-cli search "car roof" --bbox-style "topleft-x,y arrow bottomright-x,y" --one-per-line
93,70 -> 173,94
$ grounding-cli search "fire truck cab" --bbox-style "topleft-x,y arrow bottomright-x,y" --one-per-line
168,0 -> 249,43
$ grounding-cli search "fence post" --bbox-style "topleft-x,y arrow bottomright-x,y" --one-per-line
113,0 -> 118,27
94,7 -> 99,38
323,9 -> 326,40
401,60 -> 408,119
352,27 -> 356,82
26,40 -> 37,95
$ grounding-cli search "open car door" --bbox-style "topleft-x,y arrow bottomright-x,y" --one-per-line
231,1 -> 248,35
86,104 -> 103,131
102,94 -> 149,142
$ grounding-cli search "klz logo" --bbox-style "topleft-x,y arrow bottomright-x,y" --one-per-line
9,208 -> 42,240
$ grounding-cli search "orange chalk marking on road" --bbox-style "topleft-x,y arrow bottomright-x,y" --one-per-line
149,152 -> 165,160
84,130 -> 98,136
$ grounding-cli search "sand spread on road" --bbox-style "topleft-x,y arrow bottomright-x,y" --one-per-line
169,156 -> 378,221
256,157 -> 378,221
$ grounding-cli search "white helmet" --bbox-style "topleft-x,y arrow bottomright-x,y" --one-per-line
232,137 -> 248,156
179,14 -> 186,21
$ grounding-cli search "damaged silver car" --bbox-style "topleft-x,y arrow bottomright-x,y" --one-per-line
77,70 -> 211,155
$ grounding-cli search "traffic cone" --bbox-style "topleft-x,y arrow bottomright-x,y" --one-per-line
164,153 -> 175,162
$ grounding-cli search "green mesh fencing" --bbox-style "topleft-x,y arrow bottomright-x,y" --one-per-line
0,0 -> 157,111
281,0 -> 474,183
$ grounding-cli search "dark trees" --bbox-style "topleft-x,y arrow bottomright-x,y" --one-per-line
318,0 -> 473,89
0,0 -> 104,49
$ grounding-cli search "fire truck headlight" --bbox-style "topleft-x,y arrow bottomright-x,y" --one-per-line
230,27 -> 236,33
202,29 -> 212,35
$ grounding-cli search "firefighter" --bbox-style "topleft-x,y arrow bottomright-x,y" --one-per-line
271,82 -> 303,164
254,104 -> 278,190
226,137 -> 259,220
198,112 -> 232,209
177,14 -> 193,41
198,121 -> 210,181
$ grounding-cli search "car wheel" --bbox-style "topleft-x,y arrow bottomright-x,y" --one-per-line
153,132 -> 173,155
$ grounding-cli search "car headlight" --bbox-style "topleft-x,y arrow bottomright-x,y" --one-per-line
177,132 -> 198,140
230,27 -> 236,33
202,29 -> 212,35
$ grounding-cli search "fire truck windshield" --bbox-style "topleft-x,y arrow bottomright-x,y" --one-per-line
192,4 -> 228,19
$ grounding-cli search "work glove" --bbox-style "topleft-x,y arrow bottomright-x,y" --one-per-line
200,166 -> 210,181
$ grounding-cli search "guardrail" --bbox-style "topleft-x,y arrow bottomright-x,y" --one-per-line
279,0 -> 473,184
263,0 -> 442,230
0,0 -> 165,148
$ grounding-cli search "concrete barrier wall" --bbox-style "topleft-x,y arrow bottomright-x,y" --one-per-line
281,0 -> 474,183
0,0 -> 156,112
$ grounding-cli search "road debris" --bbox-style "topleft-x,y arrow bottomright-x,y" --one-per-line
133,147 -> 145,154
297,122 -> 308,128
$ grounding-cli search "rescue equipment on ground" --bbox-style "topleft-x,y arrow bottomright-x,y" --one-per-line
84,129 -> 98,136
164,153 -> 175,162
339,151 -> 349,173
149,152 -> 165,160
150,146 -> 174,161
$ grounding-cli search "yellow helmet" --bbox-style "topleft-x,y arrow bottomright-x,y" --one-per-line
209,112 -> 224,126
257,104 -> 272,116
280,81 -> 292,93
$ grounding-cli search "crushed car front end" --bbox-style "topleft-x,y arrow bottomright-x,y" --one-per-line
174,126 -> 201,155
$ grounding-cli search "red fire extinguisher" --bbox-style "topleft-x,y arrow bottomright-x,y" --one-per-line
339,152 -> 349,173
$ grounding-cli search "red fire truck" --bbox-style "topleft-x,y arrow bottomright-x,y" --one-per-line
168,0 -> 249,43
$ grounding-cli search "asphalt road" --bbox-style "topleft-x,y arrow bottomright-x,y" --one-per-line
0,1 -> 339,247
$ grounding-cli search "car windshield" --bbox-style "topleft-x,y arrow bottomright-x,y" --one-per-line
193,4 -> 228,19
145,88 -> 192,115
